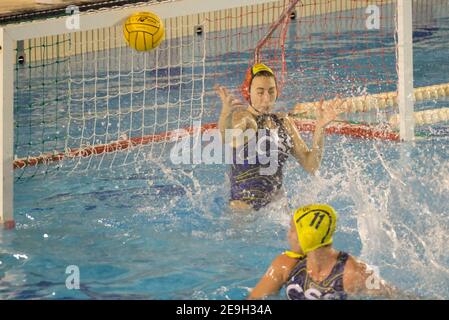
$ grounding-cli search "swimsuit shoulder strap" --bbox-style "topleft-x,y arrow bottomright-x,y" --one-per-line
287,255 -> 308,280
321,251 -> 350,287
335,251 -> 350,272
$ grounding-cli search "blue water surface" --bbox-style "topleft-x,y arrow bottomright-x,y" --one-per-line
1,3 -> 449,300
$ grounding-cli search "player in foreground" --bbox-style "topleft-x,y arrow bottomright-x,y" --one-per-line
247,204 -> 400,300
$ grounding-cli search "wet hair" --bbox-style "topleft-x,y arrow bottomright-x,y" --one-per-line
241,64 -> 278,102
252,70 -> 276,80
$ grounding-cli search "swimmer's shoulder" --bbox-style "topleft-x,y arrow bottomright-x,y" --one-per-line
228,108 -> 258,133
231,108 -> 254,122
269,252 -> 303,282
220,107 -> 253,139
342,254 -> 373,294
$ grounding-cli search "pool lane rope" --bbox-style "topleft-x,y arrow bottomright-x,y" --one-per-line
13,84 -> 449,169
389,107 -> 449,127
293,82 -> 449,127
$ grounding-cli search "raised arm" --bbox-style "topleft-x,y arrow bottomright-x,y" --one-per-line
281,97 -> 345,174
215,85 -> 257,147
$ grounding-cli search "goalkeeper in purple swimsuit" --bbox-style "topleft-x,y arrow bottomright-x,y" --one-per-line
215,63 -> 345,211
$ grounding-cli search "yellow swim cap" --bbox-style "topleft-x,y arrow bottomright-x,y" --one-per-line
251,63 -> 275,77
241,62 -> 277,102
293,204 -> 337,255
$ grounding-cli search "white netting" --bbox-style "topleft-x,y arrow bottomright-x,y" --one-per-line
64,23 -> 206,174
11,0 -> 449,181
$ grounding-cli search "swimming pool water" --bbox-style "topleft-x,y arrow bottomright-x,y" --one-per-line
1,6 -> 449,300
2,134 -> 448,299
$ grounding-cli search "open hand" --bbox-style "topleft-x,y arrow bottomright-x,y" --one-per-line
315,96 -> 346,127
215,85 -> 245,111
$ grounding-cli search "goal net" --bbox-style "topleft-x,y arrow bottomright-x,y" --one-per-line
1,0 -> 449,226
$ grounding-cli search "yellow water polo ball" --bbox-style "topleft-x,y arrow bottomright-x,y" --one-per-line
123,12 -> 165,52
